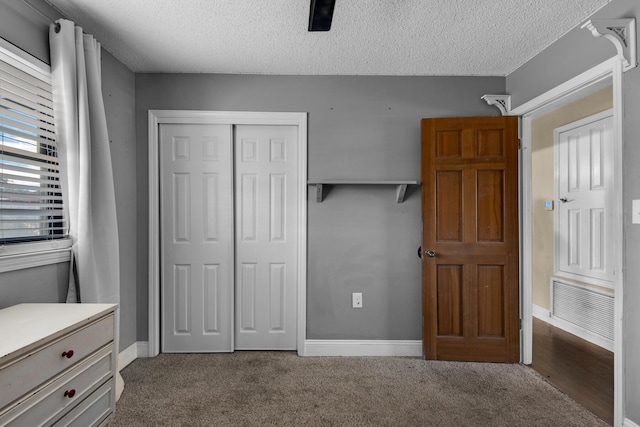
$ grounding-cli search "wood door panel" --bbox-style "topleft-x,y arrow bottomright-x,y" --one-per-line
436,265 -> 464,337
477,265 -> 505,337
435,130 -> 463,158
477,129 -> 505,157
436,171 -> 463,242
435,340 -> 512,362
477,170 -> 505,242
422,116 -> 519,363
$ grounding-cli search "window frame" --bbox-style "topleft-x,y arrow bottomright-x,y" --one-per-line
0,37 -> 71,273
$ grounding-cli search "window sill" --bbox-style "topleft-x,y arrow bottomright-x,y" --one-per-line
0,239 -> 72,273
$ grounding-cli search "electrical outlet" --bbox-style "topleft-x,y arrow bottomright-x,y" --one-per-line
633,200 -> 640,224
352,292 -> 363,308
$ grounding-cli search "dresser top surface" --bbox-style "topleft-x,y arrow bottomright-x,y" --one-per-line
0,303 -> 116,362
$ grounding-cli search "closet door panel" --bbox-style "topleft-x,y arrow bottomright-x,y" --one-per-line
160,124 -> 234,352
234,125 -> 298,350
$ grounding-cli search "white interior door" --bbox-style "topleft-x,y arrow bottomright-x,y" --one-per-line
160,123 -> 299,352
556,110 -> 614,286
234,125 -> 298,350
160,124 -> 234,352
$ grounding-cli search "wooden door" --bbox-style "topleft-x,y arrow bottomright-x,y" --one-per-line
421,116 -> 519,362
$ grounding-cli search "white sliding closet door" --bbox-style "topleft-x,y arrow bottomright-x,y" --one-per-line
235,125 -> 298,350
160,123 -> 298,352
160,124 -> 234,352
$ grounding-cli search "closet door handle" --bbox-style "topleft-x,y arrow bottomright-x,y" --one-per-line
425,249 -> 436,258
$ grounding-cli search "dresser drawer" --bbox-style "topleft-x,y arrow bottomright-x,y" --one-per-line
0,344 -> 113,426
54,379 -> 114,427
0,314 -> 114,410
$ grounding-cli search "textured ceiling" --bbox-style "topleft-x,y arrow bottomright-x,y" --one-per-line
45,0 -> 611,76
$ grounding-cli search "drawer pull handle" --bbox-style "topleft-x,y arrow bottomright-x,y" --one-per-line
64,389 -> 76,398
61,350 -> 74,358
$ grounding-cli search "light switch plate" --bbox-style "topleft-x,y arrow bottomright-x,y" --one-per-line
633,200 -> 640,224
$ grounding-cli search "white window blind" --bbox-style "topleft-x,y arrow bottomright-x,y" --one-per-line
0,56 -> 66,243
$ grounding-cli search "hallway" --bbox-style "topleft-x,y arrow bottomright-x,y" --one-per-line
531,317 -> 614,425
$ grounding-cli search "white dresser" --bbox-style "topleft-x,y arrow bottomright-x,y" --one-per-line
0,303 -> 117,426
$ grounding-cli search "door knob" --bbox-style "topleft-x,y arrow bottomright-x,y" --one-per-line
425,249 -> 436,257
559,197 -> 569,203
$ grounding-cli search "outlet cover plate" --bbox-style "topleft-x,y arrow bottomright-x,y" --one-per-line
352,292 -> 363,308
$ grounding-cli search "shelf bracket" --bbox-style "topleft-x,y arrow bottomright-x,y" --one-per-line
315,183 -> 324,202
481,94 -> 511,116
581,18 -> 637,72
396,184 -> 408,203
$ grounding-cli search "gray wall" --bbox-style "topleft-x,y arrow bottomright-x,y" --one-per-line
505,0 -> 640,423
0,0 -> 138,350
101,50 -> 138,349
0,263 -> 69,307
135,74 -> 504,340
0,0 -> 54,64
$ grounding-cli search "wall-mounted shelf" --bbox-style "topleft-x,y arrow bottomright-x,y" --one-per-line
307,180 -> 421,203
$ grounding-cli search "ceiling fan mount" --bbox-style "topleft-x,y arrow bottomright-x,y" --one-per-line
308,0 -> 336,32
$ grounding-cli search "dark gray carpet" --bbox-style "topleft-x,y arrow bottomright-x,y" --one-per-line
111,352 -> 608,426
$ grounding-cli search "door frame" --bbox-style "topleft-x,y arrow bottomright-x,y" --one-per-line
512,56 -> 624,425
147,110 -> 308,357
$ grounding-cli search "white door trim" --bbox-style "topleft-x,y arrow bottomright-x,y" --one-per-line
148,110 -> 308,357
514,56 -> 624,426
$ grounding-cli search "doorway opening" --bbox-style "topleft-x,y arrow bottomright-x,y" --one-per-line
526,87 -> 615,424
515,58 -> 624,425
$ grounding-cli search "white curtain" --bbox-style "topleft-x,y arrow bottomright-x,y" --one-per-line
49,19 -> 120,304
49,19 -> 123,398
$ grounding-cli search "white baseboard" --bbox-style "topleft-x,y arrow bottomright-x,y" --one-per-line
120,340 -> 419,360
303,340 -> 423,357
118,342 -> 137,370
118,341 -> 150,371
137,341 -> 149,358
120,340 -> 420,362
533,304 -> 613,352
532,304 -> 550,321
624,418 -> 640,427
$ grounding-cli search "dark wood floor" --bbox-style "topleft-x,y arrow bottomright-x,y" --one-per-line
531,317 -> 614,425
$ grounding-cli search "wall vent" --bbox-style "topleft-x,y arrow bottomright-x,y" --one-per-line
551,280 -> 614,341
